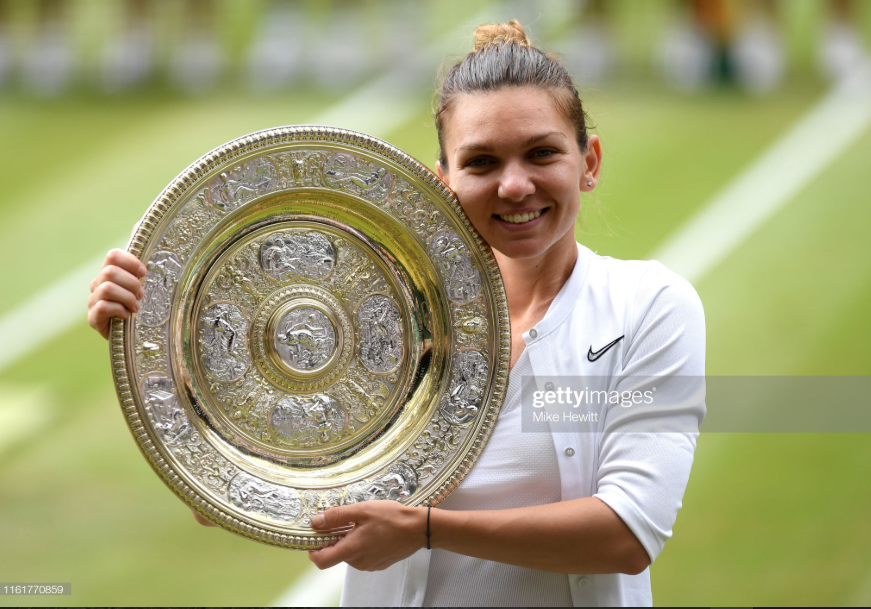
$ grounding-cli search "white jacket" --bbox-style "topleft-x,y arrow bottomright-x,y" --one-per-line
342,243 -> 707,607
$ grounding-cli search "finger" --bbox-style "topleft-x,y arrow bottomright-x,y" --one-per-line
93,265 -> 145,299
191,509 -> 217,527
89,282 -> 141,313
88,300 -> 130,334
311,504 -> 360,530
104,249 -> 147,279
308,539 -> 353,570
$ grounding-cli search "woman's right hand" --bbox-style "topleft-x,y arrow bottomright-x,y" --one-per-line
88,249 -> 147,340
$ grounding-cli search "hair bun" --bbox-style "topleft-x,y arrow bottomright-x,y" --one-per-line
472,20 -> 532,51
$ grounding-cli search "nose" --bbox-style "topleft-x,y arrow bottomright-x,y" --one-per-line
497,160 -> 535,202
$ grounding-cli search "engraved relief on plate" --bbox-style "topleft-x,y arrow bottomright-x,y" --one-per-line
355,294 -> 403,374
260,230 -> 335,281
273,306 -> 337,373
200,303 -> 251,382
208,157 -> 277,212
269,394 -> 348,448
429,230 -> 482,304
141,374 -> 192,445
323,151 -> 394,201
139,251 -> 182,326
439,350 -> 490,426
346,463 -> 418,503
452,299 -> 489,350
228,472 -> 302,523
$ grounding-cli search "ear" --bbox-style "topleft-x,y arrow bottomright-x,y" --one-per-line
580,134 -> 602,192
436,160 -> 450,186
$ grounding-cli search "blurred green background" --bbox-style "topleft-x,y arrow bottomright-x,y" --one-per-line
1,0 -> 870,606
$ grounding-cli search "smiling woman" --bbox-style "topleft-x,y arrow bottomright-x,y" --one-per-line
322,21 -> 706,608
85,19 -> 706,609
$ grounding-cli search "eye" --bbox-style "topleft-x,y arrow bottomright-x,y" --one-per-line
530,148 -> 557,159
464,157 -> 493,169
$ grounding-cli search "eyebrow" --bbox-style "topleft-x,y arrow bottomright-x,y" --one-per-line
454,131 -> 567,154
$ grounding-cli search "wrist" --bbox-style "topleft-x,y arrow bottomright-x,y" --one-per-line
401,505 -> 431,550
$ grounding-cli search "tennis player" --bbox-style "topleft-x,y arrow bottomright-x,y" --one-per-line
87,20 -> 705,607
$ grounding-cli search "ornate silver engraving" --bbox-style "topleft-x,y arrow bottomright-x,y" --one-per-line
142,374 -> 191,445
139,251 -> 182,326
439,350 -> 490,426
429,231 -> 482,304
228,472 -> 302,523
346,463 -> 418,503
200,303 -> 250,382
213,250 -> 271,311
160,190 -> 222,262
356,295 -> 403,374
135,323 -> 168,376
387,178 -> 451,243
324,239 -> 390,309
273,306 -> 337,372
272,150 -> 326,189
299,489 -> 344,526
405,413 -> 464,481
170,431 -> 239,495
260,231 -> 335,281
323,152 -> 393,201
329,363 -> 391,425
452,299 -> 489,350
269,394 -> 347,447
208,157 -> 277,212
208,375 -> 276,441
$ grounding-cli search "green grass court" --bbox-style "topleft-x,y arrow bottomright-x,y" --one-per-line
1,80 -> 870,606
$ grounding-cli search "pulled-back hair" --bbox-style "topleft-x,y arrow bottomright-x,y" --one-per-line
435,20 -> 591,168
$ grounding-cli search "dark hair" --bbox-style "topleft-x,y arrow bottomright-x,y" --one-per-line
435,20 -> 591,169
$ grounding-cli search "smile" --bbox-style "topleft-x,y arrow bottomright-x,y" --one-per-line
497,209 -> 542,224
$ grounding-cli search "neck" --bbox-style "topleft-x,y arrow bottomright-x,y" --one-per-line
494,232 -> 578,324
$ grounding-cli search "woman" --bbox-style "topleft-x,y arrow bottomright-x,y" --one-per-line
88,21 -> 705,607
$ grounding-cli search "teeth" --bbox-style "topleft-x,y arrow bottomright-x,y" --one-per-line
499,209 -> 541,224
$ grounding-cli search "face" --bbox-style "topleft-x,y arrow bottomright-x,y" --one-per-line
437,87 -> 600,261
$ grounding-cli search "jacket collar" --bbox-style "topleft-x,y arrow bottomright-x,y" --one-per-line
522,242 -> 592,345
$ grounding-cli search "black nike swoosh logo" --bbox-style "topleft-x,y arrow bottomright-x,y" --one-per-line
587,335 -> 624,362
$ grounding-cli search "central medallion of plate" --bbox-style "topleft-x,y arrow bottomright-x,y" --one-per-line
273,305 -> 336,373
253,284 -> 354,393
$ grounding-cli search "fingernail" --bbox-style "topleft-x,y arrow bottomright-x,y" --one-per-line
312,514 -> 325,528
138,289 -> 145,299
139,264 -> 147,277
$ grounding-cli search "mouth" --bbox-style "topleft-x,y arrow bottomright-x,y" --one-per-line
494,208 -> 547,227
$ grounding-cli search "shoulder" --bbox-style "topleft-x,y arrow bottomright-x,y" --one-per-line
581,246 -> 705,328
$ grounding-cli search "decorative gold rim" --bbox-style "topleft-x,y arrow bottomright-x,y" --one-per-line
109,125 -> 511,549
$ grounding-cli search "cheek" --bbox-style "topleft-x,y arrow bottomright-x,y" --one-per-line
453,178 -> 494,218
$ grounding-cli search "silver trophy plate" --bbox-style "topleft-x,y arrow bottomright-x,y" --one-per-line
110,126 -> 510,549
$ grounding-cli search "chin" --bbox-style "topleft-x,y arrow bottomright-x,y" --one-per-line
491,239 -> 552,260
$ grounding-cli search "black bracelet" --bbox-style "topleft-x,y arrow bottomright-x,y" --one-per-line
426,506 -> 432,550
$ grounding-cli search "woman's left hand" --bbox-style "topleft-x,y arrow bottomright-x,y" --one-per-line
308,501 -> 427,571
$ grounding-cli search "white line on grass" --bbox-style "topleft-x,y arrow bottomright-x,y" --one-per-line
0,251 -> 118,373
651,66 -> 871,284
0,384 -> 52,456
270,563 -> 347,608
